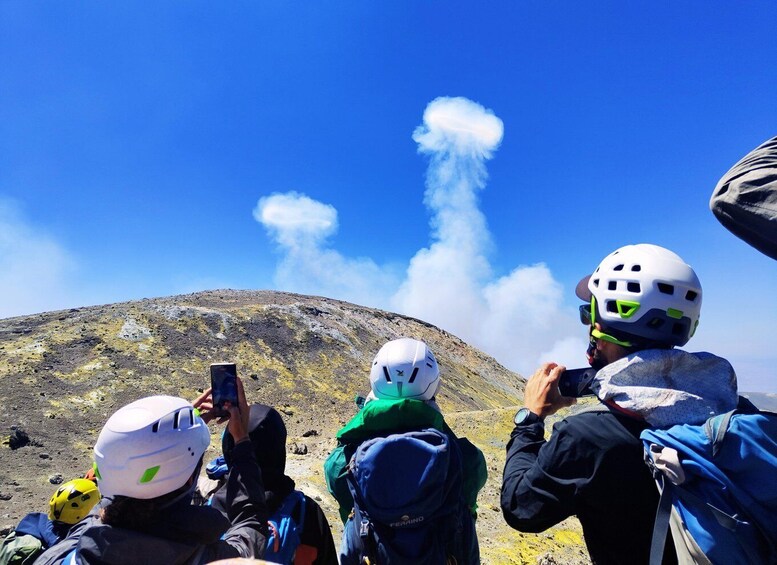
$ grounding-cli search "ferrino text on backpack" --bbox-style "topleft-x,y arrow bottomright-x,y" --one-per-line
641,396 -> 777,565
264,489 -> 307,565
340,427 -> 476,565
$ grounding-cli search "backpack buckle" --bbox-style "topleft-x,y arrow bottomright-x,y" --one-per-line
359,518 -> 370,538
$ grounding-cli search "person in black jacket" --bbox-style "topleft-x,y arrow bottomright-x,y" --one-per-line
34,376 -> 268,564
501,244 -> 739,565
201,403 -> 338,565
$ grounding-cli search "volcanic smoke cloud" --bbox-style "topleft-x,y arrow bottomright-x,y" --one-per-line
255,96 -> 583,375
0,199 -> 76,318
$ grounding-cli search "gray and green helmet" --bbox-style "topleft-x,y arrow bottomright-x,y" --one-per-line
576,244 -> 702,347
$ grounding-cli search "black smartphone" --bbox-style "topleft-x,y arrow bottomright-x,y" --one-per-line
210,363 -> 238,414
558,367 -> 597,398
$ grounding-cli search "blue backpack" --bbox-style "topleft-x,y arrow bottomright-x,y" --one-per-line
264,489 -> 307,565
340,427 -> 476,565
641,397 -> 777,565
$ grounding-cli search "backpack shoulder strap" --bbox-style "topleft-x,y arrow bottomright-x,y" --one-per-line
705,396 -> 775,457
273,490 -> 307,533
704,410 -> 736,458
649,478 -> 675,565
289,490 -> 307,535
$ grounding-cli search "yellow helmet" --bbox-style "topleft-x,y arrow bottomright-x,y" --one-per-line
48,478 -> 100,524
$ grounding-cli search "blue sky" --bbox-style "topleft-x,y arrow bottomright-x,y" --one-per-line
1,3 -> 776,392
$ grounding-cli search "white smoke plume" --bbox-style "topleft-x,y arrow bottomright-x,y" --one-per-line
254,192 -> 400,308
255,97 -> 586,375
393,97 -> 583,374
0,200 -> 77,318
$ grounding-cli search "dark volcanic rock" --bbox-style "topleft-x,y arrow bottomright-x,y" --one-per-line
8,428 -> 36,450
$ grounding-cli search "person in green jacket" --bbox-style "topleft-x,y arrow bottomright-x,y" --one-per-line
324,337 -> 488,524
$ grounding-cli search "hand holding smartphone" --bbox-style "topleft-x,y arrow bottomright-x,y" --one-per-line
210,362 -> 238,416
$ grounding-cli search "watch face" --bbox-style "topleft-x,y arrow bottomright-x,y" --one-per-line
514,408 -> 532,425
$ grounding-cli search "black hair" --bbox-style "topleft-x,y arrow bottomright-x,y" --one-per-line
100,458 -> 202,529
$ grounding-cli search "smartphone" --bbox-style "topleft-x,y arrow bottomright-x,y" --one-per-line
558,367 -> 597,398
210,363 -> 238,414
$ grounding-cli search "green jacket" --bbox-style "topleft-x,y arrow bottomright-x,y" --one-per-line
324,398 -> 488,523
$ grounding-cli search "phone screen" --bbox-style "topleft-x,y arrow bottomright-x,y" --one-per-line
210,363 -> 238,412
558,367 -> 597,398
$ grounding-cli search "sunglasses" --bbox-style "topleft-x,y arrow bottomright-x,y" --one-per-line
579,298 -> 633,348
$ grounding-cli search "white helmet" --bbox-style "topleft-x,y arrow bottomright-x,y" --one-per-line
93,396 -> 210,500
369,338 -> 440,401
576,244 -> 702,347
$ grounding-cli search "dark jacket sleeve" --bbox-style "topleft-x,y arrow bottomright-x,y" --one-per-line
500,417 -> 598,533
202,439 -> 269,561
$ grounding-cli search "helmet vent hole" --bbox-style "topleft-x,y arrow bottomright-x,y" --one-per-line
592,278 -> 599,287
606,301 -> 619,314
648,318 -> 664,329
382,367 -> 392,383
189,410 -> 194,426
613,264 -> 624,271
657,283 -> 674,295
173,411 -> 181,429
672,323 -> 686,336
631,265 -> 641,272
151,422 -> 160,433
627,282 -> 641,293
408,367 -> 419,383
608,281 -> 617,291
685,290 -> 698,301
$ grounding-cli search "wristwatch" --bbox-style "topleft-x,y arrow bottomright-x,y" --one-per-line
514,407 -> 542,426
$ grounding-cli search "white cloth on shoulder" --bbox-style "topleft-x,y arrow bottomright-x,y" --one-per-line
591,349 -> 738,428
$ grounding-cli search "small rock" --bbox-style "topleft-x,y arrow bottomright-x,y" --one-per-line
0,493 -> 11,501
40,453 -> 51,460
280,407 -> 294,416
249,374 -> 258,381
314,495 -> 322,501
49,474 -> 63,484
536,552 -> 559,565
290,443 -> 308,455
301,430 -> 318,438
0,525 -> 12,537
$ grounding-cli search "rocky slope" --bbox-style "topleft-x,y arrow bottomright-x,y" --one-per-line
0,290 -> 589,564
